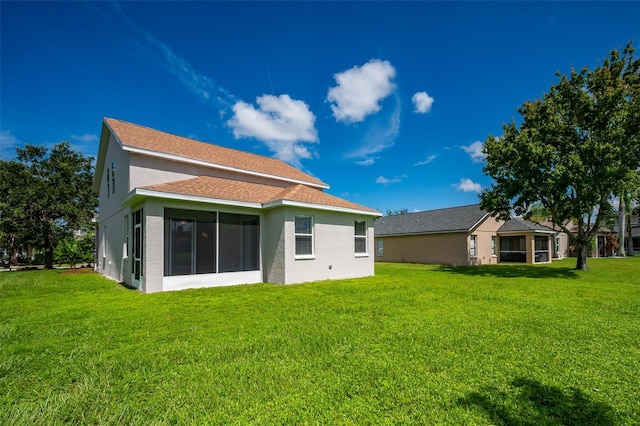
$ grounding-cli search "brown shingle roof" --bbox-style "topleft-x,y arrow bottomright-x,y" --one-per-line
139,176 -> 379,214
105,118 -> 328,188
270,184 -> 379,213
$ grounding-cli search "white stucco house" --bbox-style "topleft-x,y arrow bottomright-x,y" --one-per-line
93,118 -> 381,293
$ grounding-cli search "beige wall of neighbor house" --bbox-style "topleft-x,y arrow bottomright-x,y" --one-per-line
375,233 -> 469,265
554,232 -> 570,258
469,215 -> 503,265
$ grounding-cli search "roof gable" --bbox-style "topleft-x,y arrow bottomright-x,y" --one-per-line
103,118 -> 328,189
374,204 -> 489,236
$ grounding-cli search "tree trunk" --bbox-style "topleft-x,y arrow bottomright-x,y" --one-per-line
627,213 -> 634,256
618,198 -> 626,257
43,229 -> 54,269
575,241 -> 589,270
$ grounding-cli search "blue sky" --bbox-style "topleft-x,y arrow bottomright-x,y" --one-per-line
1,1 -> 639,213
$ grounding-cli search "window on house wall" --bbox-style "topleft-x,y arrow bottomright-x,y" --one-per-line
470,235 -> 477,257
376,239 -> 384,257
106,169 -> 110,198
295,216 -> 313,256
355,221 -> 367,254
111,161 -> 115,194
633,237 -> 640,251
555,237 -> 560,257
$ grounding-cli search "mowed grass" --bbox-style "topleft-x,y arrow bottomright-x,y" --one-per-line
1,258 -> 639,424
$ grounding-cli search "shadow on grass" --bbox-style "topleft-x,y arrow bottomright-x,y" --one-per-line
436,264 -> 578,279
458,377 -> 615,425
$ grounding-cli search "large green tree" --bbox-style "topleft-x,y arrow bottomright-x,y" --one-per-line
0,142 -> 97,268
480,41 -> 640,270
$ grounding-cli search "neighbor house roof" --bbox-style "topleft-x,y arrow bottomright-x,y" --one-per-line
128,175 -> 380,215
374,204 -> 490,236
102,117 -> 328,189
498,217 -> 555,233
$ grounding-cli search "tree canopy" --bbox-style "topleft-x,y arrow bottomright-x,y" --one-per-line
480,41 -> 640,270
0,142 -> 97,268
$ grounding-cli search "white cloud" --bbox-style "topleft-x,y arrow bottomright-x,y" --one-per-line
453,178 -> 482,193
70,134 -> 98,143
356,158 -> 376,166
327,59 -> 396,123
461,141 -> 486,163
376,174 -> 406,185
412,91 -> 434,113
414,154 -> 438,166
227,94 -> 318,167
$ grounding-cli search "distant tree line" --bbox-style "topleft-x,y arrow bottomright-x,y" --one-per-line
385,208 -> 409,216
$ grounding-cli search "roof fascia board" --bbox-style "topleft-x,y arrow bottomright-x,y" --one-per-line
263,200 -> 382,217
124,146 -> 329,190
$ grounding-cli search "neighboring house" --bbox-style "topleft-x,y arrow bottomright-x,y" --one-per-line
612,214 -> 640,255
374,204 -> 555,266
92,118 -> 380,293
537,219 -> 571,259
373,204 -> 504,266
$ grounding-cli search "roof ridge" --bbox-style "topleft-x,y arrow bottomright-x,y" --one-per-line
384,203 -> 483,218
105,117 -> 296,164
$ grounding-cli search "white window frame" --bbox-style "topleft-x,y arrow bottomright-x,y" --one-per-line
491,235 -> 496,256
354,220 -> 368,256
470,235 -> 477,257
294,215 -> 314,259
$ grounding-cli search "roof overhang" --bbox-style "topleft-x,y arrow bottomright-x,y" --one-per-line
121,188 -> 381,217
122,188 -> 263,210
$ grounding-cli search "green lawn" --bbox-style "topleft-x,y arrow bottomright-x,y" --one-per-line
1,258 -> 639,424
